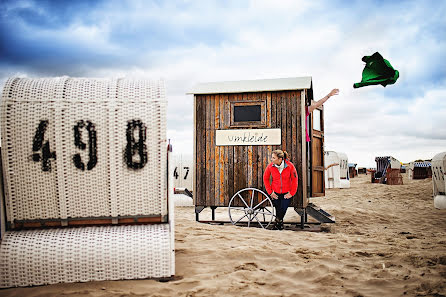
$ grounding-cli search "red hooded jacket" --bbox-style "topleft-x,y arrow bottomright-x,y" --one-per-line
263,159 -> 298,196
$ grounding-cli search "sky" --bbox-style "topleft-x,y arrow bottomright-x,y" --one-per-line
0,0 -> 445,168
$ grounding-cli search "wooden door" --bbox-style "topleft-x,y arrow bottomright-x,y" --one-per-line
311,104 -> 325,197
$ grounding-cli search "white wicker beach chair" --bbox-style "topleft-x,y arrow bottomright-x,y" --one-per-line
324,151 -> 341,189
0,77 -> 174,288
432,152 -> 446,209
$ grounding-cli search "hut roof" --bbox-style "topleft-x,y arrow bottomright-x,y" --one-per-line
187,76 -> 312,95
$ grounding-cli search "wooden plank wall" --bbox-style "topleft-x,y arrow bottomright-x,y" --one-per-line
195,90 -> 306,208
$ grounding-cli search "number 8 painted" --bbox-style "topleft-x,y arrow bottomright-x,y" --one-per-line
124,120 -> 148,170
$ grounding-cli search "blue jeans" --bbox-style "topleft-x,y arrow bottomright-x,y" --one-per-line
272,193 -> 291,221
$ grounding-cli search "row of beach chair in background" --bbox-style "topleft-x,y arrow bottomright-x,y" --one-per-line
323,152 -> 446,209
172,152 -> 446,210
325,153 -> 439,185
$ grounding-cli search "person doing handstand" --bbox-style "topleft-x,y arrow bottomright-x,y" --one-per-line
305,88 -> 339,142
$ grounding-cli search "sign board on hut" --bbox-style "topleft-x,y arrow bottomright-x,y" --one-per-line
216,128 -> 281,146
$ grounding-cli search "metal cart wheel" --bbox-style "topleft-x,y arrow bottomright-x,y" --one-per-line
228,188 -> 275,228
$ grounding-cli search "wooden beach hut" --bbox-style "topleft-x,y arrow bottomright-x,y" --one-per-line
187,77 -> 334,228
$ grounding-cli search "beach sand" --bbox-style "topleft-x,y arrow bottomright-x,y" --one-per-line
1,173 -> 445,297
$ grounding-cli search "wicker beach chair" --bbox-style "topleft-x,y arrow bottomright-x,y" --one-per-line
432,152 -> 446,209
0,77 -> 174,287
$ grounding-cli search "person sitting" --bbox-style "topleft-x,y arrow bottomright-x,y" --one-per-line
263,150 -> 298,230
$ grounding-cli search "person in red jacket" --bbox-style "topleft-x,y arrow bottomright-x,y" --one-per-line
263,149 -> 298,230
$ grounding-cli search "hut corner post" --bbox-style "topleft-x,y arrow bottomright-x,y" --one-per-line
193,95 -> 197,218
193,94 -> 207,221
292,90 -> 308,229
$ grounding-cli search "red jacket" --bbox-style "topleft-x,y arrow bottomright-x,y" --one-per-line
263,159 -> 298,196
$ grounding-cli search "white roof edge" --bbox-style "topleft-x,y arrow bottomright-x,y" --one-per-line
187,76 -> 312,95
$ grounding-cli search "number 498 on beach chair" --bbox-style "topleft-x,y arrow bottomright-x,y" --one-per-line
0,77 -> 175,288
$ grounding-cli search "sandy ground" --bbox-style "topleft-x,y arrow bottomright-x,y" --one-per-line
1,173 -> 445,297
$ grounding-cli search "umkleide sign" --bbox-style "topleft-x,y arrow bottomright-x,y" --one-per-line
216,128 -> 281,146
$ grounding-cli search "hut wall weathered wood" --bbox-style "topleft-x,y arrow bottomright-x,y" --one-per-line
194,90 -> 309,209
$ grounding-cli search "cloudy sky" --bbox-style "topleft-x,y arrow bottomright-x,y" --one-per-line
1,0 -> 445,168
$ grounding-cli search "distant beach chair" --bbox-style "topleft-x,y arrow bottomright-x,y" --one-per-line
374,156 -> 402,185
348,163 -> 358,178
408,161 -> 432,180
400,165 -> 407,173
324,151 -> 350,189
432,152 -> 446,209
357,167 -> 367,174
173,154 -> 193,192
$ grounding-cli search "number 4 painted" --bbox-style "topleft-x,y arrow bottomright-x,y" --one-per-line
32,120 -> 56,172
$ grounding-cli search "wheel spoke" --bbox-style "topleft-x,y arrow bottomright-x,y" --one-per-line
248,214 -> 251,227
253,209 -> 274,216
253,215 -> 265,229
237,193 -> 250,208
230,207 -> 246,212
234,213 -> 249,224
251,210 -> 260,221
253,209 -> 272,228
253,198 -> 269,210
250,190 -> 255,208
262,207 -> 273,215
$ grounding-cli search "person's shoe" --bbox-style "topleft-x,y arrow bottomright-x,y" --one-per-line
273,218 -> 284,230
273,218 -> 281,230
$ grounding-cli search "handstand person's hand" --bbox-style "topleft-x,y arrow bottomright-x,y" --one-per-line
309,88 -> 340,113
284,192 -> 292,199
271,192 -> 278,199
328,88 -> 339,97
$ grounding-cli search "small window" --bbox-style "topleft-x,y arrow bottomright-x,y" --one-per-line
230,100 -> 266,127
234,105 -> 261,122
313,109 -> 321,131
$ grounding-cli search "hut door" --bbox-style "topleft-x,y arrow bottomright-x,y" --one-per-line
311,105 -> 325,197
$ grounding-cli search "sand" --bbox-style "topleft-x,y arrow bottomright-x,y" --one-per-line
1,173 -> 445,297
